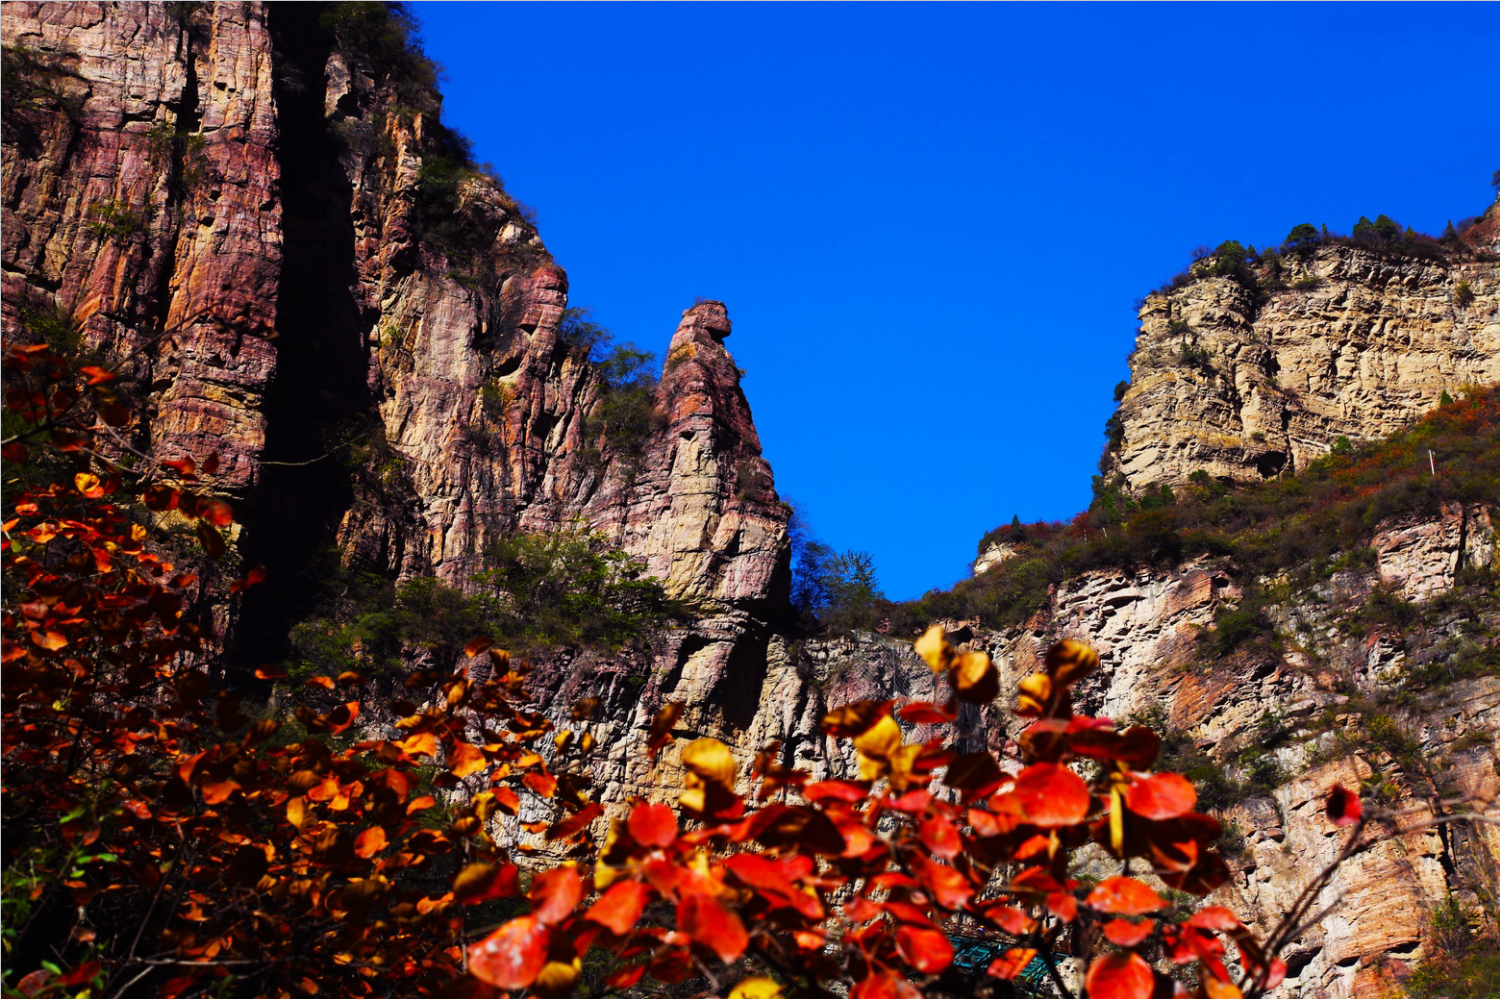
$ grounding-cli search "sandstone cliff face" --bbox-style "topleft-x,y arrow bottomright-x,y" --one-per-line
2,2 -> 789,765
1105,231 -> 1500,492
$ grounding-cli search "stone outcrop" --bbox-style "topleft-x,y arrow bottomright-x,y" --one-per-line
1105,227 -> 1500,492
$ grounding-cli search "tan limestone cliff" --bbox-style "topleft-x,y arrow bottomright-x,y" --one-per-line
1105,227 -> 1500,492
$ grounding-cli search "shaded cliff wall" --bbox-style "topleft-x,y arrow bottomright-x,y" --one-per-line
1,3 -> 790,774
1105,223 -> 1500,492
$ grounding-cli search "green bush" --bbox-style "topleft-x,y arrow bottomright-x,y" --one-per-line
472,526 -> 674,651
1403,896 -> 1499,999
85,199 -> 144,245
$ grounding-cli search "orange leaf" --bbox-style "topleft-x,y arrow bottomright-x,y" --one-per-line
1086,876 -> 1167,916
201,780 -> 240,805
469,916 -> 549,989
987,949 -> 1038,980
1008,762 -> 1090,827
530,867 -> 583,925
464,635 -> 494,657
628,801 -> 678,848
1103,918 -> 1153,947
678,891 -> 748,963
395,732 -> 437,759
449,742 -> 488,779
647,701 -> 684,756
896,924 -> 953,972
586,879 -> 650,935
354,827 -> 388,859
31,630 -> 68,651
523,770 -> 557,798
952,649 -> 999,704
1125,773 -> 1197,820
1085,952 -> 1154,999
1325,784 -> 1362,827
74,473 -> 103,498
1187,906 -> 1241,930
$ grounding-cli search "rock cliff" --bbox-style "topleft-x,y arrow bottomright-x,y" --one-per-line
768,498 -> 1499,999
1105,224 -> 1500,492
1,2 -> 789,775
5,6 -> 1498,999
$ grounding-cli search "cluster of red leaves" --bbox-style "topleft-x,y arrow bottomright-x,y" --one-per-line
463,631 -> 1307,999
3,341 -> 1364,999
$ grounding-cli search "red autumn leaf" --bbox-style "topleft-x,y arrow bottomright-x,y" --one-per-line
983,903 -> 1034,936
678,891 -> 748,963
1086,876 -> 1167,915
1009,762 -> 1091,827
918,814 -> 963,859
454,862 -> 520,903
530,866 -> 582,925
896,923 -> 954,972
912,856 -> 973,910
198,498 -> 233,527
802,779 -> 869,804
1188,906 -> 1241,931
1085,951 -> 1155,999
1325,784 -> 1362,827
1125,772 -> 1197,820
79,365 -> 115,385
586,879 -> 650,935
628,801 -> 678,848
469,916 -> 549,989
1047,890 -> 1078,923
987,948 -> 1039,980
1103,918 -> 1153,947
493,786 -> 521,814
897,700 -> 955,724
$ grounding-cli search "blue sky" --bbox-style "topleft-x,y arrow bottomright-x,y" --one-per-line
413,2 -> 1499,600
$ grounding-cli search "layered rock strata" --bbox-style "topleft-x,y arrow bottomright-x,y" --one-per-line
1105,227 -> 1500,491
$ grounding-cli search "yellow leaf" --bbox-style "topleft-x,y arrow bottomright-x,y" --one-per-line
852,715 -> 901,760
730,977 -> 782,999
74,472 -> 103,497
681,737 -> 736,790
534,959 -> 581,999
885,742 -> 923,792
1016,673 -> 1053,717
914,625 -> 950,672
287,796 -> 306,829
1045,639 -> 1099,688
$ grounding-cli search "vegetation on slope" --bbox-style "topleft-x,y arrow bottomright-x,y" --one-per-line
876,387 -> 1499,637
